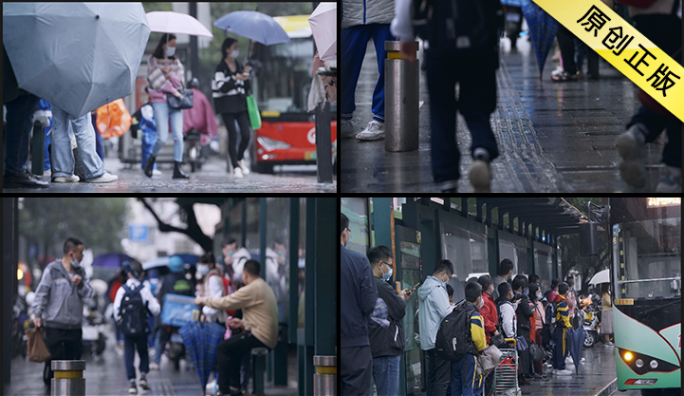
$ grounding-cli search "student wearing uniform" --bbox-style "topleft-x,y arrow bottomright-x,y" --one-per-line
450,282 -> 487,396
552,282 -> 573,375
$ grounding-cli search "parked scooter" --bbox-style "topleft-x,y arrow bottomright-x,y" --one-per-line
82,297 -> 107,359
12,293 -> 30,358
184,128 -> 204,172
165,325 -> 186,371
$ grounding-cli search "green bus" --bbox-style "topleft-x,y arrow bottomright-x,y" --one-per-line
610,198 -> 681,393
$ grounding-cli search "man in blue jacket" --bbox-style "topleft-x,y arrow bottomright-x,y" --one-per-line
341,213 -> 378,396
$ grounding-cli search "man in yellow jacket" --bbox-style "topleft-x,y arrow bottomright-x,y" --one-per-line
195,260 -> 278,396
450,281 -> 487,396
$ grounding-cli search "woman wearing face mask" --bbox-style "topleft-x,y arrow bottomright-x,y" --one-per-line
197,252 -> 233,324
529,283 -> 546,377
367,246 -> 411,396
144,33 -> 189,179
212,38 -> 253,179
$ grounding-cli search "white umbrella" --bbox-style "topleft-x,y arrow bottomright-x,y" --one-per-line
145,11 -> 213,37
308,2 -> 336,62
589,269 -> 610,285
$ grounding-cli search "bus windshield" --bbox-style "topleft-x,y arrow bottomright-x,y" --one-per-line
252,39 -> 314,114
613,217 -> 681,300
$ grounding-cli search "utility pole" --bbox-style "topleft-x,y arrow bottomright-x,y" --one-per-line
189,2 -> 199,83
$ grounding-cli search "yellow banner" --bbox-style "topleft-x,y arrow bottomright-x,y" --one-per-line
532,0 -> 684,123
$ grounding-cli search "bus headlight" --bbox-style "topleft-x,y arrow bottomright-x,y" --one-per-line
618,348 -> 678,375
635,359 -> 643,368
624,351 -> 633,361
649,360 -> 658,369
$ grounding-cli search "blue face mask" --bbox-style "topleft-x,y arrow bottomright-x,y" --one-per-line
228,251 -> 234,257
383,267 -> 393,282
71,258 -> 80,268
277,251 -> 283,256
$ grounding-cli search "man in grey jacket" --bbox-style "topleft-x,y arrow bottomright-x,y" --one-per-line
31,237 -> 93,386
418,259 -> 455,396
341,0 -> 395,141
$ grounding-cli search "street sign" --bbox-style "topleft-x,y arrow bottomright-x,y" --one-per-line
129,224 -> 148,242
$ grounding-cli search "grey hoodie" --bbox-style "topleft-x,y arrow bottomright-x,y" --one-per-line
418,275 -> 454,350
31,259 -> 93,329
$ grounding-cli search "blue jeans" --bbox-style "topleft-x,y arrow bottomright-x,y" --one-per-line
4,94 -> 39,172
451,354 -> 483,396
341,24 -> 395,122
425,48 -> 500,183
372,355 -> 400,396
150,102 -> 183,162
91,113 -> 104,162
124,334 -> 149,380
153,330 -> 163,364
51,106 -> 105,180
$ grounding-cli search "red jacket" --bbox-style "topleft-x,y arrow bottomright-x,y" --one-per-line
479,292 -> 498,344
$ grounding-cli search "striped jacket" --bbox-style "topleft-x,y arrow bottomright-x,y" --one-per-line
212,59 -> 250,114
147,55 -> 184,104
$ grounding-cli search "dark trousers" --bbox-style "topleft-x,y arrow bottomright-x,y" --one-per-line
426,348 -> 452,396
4,93 -> 40,172
557,24 -> 578,75
552,326 -> 567,370
533,329 -> 543,375
221,112 -> 251,169
216,332 -> 266,394
425,49 -> 499,184
340,346 -> 372,396
627,14 -> 682,169
124,334 -> 149,380
43,327 -> 83,385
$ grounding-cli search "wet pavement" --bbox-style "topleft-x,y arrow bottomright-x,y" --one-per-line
4,156 -> 336,194
340,37 -> 668,193
3,326 -> 298,396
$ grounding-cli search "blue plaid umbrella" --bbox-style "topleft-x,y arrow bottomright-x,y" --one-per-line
522,1 -> 559,79
566,327 -> 586,374
179,321 -> 226,392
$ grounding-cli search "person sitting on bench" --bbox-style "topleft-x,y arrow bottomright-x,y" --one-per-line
196,259 -> 278,396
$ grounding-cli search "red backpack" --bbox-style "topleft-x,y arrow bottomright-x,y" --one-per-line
208,273 -> 236,316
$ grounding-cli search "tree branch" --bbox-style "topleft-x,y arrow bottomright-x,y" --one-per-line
139,198 -> 213,252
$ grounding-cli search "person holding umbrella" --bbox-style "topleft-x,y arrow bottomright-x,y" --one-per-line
144,33 -> 189,180
212,38 -> 253,179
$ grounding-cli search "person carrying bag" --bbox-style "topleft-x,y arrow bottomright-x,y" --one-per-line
26,326 -> 51,363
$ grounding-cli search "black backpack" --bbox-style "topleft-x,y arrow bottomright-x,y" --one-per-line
435,301 -> 478,361
118,284 -> 149,336
412,0 -> 504,54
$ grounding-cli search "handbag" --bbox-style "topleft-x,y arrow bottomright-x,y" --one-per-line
490,330 -> 505,348
529,342 -> 545,361
166,86 -> 194,110
26,327 -> 51,363
246,94 -> 261,130
515,336 -> 528,352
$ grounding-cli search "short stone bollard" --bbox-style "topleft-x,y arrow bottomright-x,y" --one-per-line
51,360 -> 85,396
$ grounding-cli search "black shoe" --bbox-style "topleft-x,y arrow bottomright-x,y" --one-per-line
4,169 -> 49,189
172,161 -> 189,179
144,156 -> 156,178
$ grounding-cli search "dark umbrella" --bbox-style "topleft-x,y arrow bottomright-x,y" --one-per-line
179,321 -> 225,392
522,0 -> 559,79
566,327 -> 586,374
92,253 -> 135,268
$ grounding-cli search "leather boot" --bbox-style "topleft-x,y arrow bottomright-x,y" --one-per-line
144,155 -> 156,178
173,161 -> 189,179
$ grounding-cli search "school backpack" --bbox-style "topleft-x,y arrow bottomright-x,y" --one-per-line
435,302 -> 479,361
412,0 -> 504,54
208,272 -> 236,317
118,284 -> 149,336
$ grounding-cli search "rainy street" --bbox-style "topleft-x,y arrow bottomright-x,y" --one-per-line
340,36 -> 673,193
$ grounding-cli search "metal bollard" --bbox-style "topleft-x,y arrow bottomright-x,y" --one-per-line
51,360 -> 85,396
385,41 -> 420,152
313,355 -> 336,396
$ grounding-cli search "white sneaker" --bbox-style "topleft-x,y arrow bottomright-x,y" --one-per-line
149,362 -> 159,371
341,118 -> 356,139
86,172 -> 118,183
238,159 -> 251,175
152,169 -> 162,176
554,369 -> 573,376
52,174 -> 80,183
469,160 -> 491,193
355,120 -> 385,141
616,123 -> 647,188
655,166 -> 682,193
233,167 -> 244,179
565,356 -> 573,364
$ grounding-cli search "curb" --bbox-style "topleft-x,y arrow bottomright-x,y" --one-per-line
594,378 -> 617,396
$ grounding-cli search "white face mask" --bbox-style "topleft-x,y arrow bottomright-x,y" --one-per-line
197,264 -> 210,276
477,297 -> 484,309
231,49 -> 240,58
166,46 -> 176,57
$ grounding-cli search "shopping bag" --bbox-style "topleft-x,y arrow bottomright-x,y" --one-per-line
96,98 -> 132,139
246,94 -> 261,130
26,327 -> 51,363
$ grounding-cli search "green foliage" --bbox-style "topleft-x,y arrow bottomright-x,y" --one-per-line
19,198 -> 129,260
